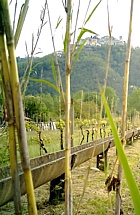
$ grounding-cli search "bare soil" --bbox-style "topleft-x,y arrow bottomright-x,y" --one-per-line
1,140 -> 140,215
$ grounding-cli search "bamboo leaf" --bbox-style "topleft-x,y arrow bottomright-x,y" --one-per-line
42,21 -> 48,27
63,29 -> 68,53
55,16 -> 63,29
34,51 -> 43,55
77,28 -> 97,45
101,89 -> 140,215
85,0 -> 102,25
74,39 -> 87,61
50,56 -> 57,81
29,77 -> 59,93
14,0 -> 29,48
32,62 -> 42,70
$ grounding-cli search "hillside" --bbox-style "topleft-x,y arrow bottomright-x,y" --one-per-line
17,45 -> 140,99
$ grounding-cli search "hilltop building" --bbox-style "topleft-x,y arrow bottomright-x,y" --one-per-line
56,35 -> 125,56
79,35 -> 125,47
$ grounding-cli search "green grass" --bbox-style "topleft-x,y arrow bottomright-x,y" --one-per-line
0,122 -> 136,166
0,129 -> 10,166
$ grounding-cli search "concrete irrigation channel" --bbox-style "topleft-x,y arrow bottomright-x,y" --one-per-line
0,128 -> 139,207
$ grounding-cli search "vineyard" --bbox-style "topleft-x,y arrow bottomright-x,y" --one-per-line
0,119 -> 140,210
0,128 -> 140,214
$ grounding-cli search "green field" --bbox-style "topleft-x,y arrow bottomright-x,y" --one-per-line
0,126 -> 93,166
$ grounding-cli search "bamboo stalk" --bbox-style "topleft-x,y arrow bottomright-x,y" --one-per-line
65,0 -> 72,214
76,2 -> 111,213
0,1 -> 37,214
39,68 -> 43,122
70,98 -> 74,147
100,0 -> 112,120
47,1 -> 65,110
65,75 -> 71,212
9,124 -> 22,214
9,35 -> 37,215
80,90 -> 83,120
115,0 -> 134,214
0,17 -> 22,214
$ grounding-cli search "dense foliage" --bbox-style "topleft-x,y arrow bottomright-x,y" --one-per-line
22,86 -> 119,122
1,45 -> 140,122
17,45 -> 140,98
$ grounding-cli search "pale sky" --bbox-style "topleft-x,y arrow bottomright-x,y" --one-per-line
9,0 -> 140,57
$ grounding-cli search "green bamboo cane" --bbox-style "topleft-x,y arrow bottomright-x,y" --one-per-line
115,0 -> 134,214
0,14 -> 22,215
0,1 -> 37,214
65,0 -> 72,214
0,39 -> 21,215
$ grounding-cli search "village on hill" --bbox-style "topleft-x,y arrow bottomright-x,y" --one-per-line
79,35 -> 125,47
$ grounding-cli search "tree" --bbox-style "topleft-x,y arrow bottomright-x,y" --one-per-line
128,88 -> 140,112
105,86 -> 118,113
42,93 -> 60,120
24,95 -> 47,120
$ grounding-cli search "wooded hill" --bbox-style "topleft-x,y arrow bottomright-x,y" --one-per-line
17,44 -> 140,99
